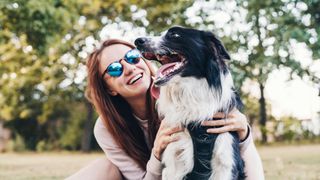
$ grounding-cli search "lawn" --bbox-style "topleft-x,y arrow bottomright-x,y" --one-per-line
259,144 -> 320,180
0,144 -> 319,180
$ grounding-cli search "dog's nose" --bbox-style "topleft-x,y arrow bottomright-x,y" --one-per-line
134,38 -> 147,47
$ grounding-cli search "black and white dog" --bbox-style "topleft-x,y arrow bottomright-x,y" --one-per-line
135,26 -> 245,180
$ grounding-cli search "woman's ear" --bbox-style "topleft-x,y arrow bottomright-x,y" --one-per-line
107,89 -> 118,96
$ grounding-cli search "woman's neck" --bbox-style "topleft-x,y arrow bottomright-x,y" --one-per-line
127,94 -> 148,120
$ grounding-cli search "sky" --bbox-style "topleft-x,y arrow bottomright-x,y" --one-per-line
242,69 -> 320,120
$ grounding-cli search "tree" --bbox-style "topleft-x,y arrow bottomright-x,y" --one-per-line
0,0 -> 195,151
182,0 -> 319,143
234,0 -> 319,143
302,0 -> 320,59
0,0 -> 80,149
59,0 -> 194,151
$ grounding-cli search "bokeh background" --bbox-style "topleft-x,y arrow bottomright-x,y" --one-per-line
0,0 -> 319,179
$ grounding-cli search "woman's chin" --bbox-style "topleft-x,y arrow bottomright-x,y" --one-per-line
123,80 -> 150,98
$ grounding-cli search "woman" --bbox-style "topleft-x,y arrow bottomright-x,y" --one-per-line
67,39 -> 264,180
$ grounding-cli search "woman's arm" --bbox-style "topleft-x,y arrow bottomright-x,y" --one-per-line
239,127 -> 265,180
94,118 -> 162,180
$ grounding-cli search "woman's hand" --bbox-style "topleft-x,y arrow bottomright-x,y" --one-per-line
201,109 -> 249,141
152,121 -> 184,160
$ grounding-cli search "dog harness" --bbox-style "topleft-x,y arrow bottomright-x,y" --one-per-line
185,122 -> 221,180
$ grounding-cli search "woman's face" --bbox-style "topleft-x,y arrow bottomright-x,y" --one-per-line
99,44 -> 151,100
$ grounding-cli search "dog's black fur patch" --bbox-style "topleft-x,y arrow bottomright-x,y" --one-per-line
160,27 -> 229,91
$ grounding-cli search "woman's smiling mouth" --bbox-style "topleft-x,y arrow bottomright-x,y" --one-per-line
127,73 -> 143,85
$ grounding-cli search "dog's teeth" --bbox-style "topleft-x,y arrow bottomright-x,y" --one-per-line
173,63 -> 181,70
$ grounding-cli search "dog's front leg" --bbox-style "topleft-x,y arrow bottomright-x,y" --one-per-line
210,132 -> 235,180
162,129 -> 194,180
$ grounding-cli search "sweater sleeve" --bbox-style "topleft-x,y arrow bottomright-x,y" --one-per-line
239,126 -> 265,180
94,118 -> 162,180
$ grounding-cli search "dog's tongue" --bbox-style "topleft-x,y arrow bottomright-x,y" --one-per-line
152,62 -> 180,99
151,82 -> 160,99
156,62 -> 179,78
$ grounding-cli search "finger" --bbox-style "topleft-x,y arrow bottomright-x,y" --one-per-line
159,135 -> 179,150
158,122 -> 165,131
170,135 -> 180,142
158,120 -> 169,131
201,119 -> 234,126
212,112 -> 227,119
230,109 -> 248,121
228,110 -> 248,125
162,126 -> 183,136
206,125 -> 237,134
159,126 -> 179,137
212,112 -> 234,119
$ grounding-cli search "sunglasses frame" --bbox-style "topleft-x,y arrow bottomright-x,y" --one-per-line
101,49 -> 141,78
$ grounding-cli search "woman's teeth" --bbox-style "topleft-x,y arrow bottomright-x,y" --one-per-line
129,74 -> 143,85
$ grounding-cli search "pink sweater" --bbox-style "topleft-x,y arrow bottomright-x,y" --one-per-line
94,117 -> 264,180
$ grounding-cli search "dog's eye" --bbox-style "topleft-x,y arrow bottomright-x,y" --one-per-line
172,33 -> 180,38
167,31 -> 180,38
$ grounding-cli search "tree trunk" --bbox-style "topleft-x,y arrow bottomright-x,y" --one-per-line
0,120 -> 4,152
81,101 -> 94,152
259,82 -> 268,143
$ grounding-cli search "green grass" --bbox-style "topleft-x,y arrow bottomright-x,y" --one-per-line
0,145 -> 319,180
258,144 -> 320,180
0,152 -> 102,180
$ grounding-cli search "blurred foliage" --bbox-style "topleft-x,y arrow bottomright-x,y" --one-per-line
276,116 -> 303,142
273,116 -> 320,143
302,0 -> 320,58
225,0 -> 319,142
59,102 -> 98,150
5,134 -> 26,152
241,93 -> 275,125
0,0 -> 195,151
0,0 -> 319,151
0,0 -> 78,54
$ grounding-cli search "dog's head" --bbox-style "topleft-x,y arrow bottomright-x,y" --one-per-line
134,26 -> 230,88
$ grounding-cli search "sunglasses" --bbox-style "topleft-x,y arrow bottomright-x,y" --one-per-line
102,49 -> 141,78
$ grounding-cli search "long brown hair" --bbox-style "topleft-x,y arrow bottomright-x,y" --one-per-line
86,39 -> 160,170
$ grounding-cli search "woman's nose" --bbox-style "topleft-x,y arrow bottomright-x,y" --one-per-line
121,60 -> 136,76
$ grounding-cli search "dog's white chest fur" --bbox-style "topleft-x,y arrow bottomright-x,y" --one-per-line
157,74 -> 234,125
157,74 -> 237,180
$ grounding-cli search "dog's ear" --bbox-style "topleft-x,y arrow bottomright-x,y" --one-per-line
204,31 -> 231,60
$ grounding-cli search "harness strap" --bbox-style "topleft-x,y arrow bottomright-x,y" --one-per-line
185,122 -> 222,180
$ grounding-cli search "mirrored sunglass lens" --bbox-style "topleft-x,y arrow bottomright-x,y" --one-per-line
125,49 -> 140,64
107,63 -> 123,77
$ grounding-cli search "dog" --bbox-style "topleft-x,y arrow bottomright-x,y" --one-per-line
135,26 -> 245,180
